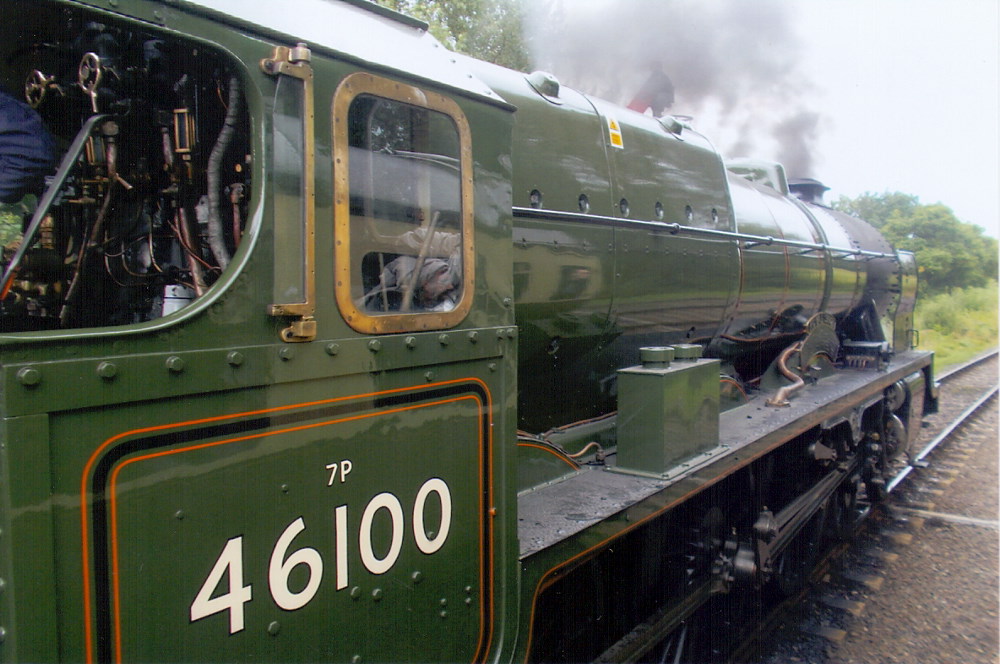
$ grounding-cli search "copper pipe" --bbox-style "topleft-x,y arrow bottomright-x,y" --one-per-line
176,207 -> 206,296
229,183 -> 244,247
766,342 -> 805,407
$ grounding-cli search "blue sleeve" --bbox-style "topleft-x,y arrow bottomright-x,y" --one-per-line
0,89 -> 56,204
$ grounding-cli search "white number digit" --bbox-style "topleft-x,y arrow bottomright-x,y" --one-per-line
190,536 -> 252,633
359,492 -> 404,574
269,517 -> 324,610
413,478 -> 452,554
334,505 -> 349,590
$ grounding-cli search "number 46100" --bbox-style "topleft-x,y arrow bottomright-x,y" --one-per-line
189,478 -> 452,633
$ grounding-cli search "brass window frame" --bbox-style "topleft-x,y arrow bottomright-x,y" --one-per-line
333,72 -> 475,334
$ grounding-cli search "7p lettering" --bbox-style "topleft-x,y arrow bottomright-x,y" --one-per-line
326,459 -> 353,486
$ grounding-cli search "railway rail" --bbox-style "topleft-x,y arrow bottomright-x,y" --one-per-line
887,349 -> 999,493
732,349 -> 1000,664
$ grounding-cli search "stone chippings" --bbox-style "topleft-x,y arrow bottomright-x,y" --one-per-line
762,355 -> 999,664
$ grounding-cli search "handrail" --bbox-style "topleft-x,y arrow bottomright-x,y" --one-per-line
512,206 -> 895,260
1,113 -> 108,298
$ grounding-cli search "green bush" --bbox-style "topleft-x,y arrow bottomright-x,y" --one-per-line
0,198 -> 34,247
915,281 -> 998,368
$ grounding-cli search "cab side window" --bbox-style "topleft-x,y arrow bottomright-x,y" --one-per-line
334,74 -> 473,334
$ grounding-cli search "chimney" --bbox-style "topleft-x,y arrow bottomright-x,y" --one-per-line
787,177 -> 829,204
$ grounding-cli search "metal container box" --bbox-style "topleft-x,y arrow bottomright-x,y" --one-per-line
615,345 -> 720,477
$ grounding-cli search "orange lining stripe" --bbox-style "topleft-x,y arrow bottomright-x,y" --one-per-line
80,377 -> 491,664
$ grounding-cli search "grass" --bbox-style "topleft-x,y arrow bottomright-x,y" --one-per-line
914,281 -> 998,370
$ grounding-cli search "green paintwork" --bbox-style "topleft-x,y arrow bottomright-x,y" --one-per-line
615,353 -> 720,477
0,1 -> 919,663
892,251 -> 919,350
0,1 -> 516,662
466,61 -> 742,432
726,173 -> 826,334
516,443 -> 580,493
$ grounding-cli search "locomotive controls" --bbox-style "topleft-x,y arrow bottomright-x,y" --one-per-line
0,6 -> 251,331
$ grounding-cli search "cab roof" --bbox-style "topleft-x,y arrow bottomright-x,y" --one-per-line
164,0 -> 510,107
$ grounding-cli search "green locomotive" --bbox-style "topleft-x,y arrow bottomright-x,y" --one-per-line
0,1 -> 935,662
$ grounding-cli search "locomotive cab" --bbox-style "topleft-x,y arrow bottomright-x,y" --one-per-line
0,2 -> 518,662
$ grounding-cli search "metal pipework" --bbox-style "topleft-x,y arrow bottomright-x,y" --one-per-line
766,342 -> 806,407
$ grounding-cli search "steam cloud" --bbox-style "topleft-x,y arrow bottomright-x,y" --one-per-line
523,0 -> 824,178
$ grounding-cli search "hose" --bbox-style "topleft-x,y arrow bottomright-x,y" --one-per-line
206,75 -> 241,270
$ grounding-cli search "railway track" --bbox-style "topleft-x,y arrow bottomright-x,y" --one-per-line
886,349 -> 999,493
736,349 -> 1000,664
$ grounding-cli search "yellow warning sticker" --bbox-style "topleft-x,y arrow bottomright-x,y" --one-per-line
607,116 -> 624,149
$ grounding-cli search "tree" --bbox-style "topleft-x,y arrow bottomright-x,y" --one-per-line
837,192 -> 998,294
373,0 -> 532,71
832,191 -> 919,229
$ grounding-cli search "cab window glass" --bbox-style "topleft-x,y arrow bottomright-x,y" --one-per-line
348,95 -> 464,315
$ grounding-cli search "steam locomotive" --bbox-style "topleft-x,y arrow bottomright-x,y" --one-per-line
0,1 -> 936,662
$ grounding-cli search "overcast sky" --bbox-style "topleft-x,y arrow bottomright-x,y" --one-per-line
526,0 -> 999,238
791,0 -> 999,238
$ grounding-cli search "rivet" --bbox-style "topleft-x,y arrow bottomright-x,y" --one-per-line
506,328 -> 516,338
496,329 -> 505,339
405,336 -> 417,349
467,331 -> 478,343
488,362 -> 497,372
502,297 -> 512,308
281,484 -> 290,494
439,610 -> 448,619
464,585 -> 472,594
97,362 -> 118,379
424,371 -> 434,382
0,578 -> 6,594
16,367 -> 41,386
438,334 -> 449,346
351,656 -> 362,664
372,588 -> 383,601
439,598 -> 448,607
166,356 -> 185,373
350,586 -> 362,600
368,339 -> 381,353
465,597 -> 473,606
278,347 -> 294,361
174,510 -> 184,520
267,621 -> 280,636
325,343 -> 340,356
411,571 -> 423,584
227,351 -> 245,366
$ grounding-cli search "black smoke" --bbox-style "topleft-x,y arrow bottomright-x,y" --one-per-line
523,0 -> 824,178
